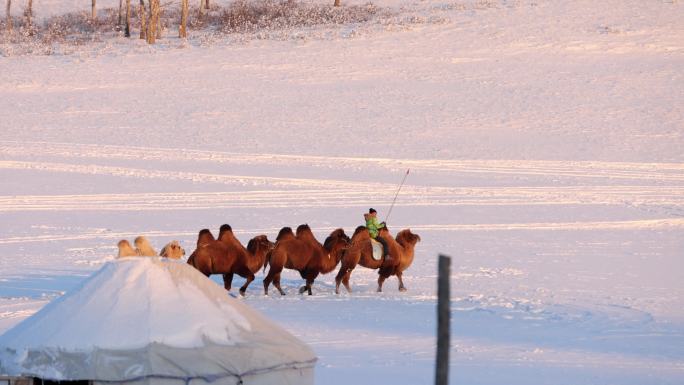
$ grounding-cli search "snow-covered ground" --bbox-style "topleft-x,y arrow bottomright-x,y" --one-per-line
1,0 -> 683,384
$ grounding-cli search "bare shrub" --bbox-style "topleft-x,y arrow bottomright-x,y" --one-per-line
215,0 -> 380,33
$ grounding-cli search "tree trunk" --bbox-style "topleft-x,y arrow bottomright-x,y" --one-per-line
138,0 -> 146,39
146,0 -> 158,44
91,0 -> 96,20
204,0 -> 209,9
333,0 -> 340,6
25,0 -> 31,31
198,0 -> 205,18
5,0 -> 11,33
124,0 -> 131,37
156,1 -> 162,39
179,0 -> 188,38
118,0 -> 123,27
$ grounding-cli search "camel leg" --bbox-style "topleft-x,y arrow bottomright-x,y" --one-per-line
222,273 -> 234,291
334,266 -> 348,294
299,270 -> 309,294
377,273 -> 389,292
342,270 -> 352,293
273,272 -> 286,296
263,268 -> 277,296
239,272 -> 255,296
397,271 -> 407,292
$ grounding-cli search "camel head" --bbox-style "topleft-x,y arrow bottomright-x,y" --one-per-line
196,229 -> 215,247
396,229 -> 421,247
117,239 -> 137,258
247,234 -> 275,255
160,240 -> 186,259
324,228 -> 351,261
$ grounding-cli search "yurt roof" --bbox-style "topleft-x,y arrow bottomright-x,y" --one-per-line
0,257 -> 316,382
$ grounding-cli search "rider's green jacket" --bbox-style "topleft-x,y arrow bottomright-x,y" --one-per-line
365,215 -> 385,239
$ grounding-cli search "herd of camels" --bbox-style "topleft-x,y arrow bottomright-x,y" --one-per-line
117,224 -> 421,295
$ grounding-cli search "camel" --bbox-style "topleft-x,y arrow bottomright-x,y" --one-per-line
117,239 -> 138,258
187,224 -> 274,296
335,226 -> 421,293
134,236 -> 157,256
160,240 -> 186,259
263,224 -> 350,296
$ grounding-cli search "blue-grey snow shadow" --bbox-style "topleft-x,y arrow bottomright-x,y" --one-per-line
0,274 -> 88,299
453,298 -> 684,361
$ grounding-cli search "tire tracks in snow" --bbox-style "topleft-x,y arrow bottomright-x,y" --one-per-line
2,141 -> 684,181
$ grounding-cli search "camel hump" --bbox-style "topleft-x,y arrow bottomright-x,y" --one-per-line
134,236 -> 157,256
276,227 -> 295,242
353,225 -> 368,238
197,229 -> 215,246
117,239 -> 137,258
295,224 -> 312,237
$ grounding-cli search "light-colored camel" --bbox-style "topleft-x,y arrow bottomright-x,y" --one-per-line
160,240 -> 186,259
263,225 -> 349,296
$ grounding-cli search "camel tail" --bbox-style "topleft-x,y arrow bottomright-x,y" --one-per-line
263,251 -> 271,273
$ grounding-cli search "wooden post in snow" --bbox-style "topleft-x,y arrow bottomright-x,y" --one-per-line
179,0 -> 188,38
435,254 -> 451,385
91,0 -> 96,20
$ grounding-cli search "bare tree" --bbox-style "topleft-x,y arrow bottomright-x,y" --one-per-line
91,0 -> 96,20
156,1 -> 162,39
179,0 -> 188,38
118,0 -> 123,27
198,0 -> 205,18
139,0 -> 146,39
5,0 -> 11,33
146,0 -> 159,44
124,0 -> 131,37
25,0 -> 32,32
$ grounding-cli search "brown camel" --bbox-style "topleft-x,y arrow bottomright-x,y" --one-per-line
335,226 -> 421,293
263,224 -> 350,296
187,224 -> 274,295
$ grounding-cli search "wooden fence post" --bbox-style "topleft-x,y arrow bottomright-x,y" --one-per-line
436,254 -> 451,385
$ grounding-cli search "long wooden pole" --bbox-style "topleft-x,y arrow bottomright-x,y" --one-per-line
435,254 -> 451,385
384,168 -> 410,223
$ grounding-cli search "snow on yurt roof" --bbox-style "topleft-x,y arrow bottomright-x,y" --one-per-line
0,257 -> 316,382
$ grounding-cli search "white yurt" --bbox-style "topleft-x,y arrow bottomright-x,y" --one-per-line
0,257 -> 316,385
